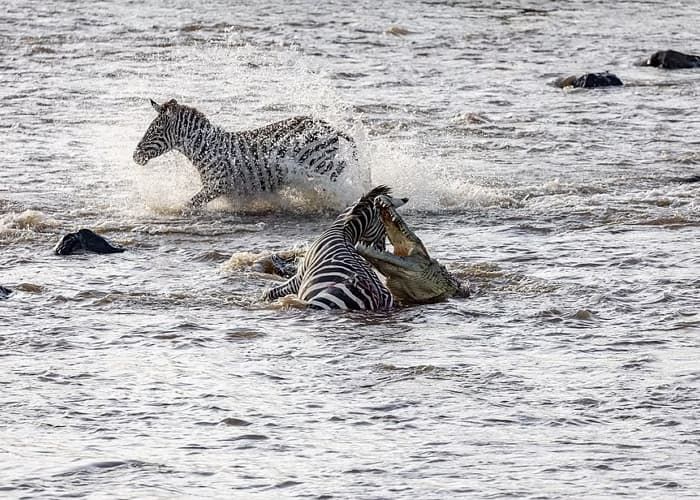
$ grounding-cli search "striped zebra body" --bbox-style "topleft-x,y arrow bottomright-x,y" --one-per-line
133,99 -> 357,208
263,186 -> 408,311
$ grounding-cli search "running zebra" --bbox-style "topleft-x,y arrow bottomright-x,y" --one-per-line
133,99 -> 358,208
262,185 -> 408,310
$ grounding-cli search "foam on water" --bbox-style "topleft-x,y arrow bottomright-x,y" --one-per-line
365,136 -> 515,210
222,251 -> 274,272
0,210 -> 60,236
221,247 -> 306,275
129,156 -> 202,214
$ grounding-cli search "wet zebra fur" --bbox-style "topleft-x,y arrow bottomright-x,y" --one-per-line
133,99 -> 357,208
262,185 -> 408,311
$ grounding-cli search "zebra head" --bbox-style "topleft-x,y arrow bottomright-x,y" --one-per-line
349,185 -> 408,251
133,99 -> 179,166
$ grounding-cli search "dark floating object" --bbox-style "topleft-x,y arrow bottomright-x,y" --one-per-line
642,50 -> 700,69
675,175 -> 700,183
0,285 -> 12,299
556,72 -> 623,89
54,229 -> 125,256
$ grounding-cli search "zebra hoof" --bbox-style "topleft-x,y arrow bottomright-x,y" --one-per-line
181,204 -> 204,216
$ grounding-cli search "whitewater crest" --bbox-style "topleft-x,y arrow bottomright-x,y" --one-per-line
0,210 -> 60,235
222,246 -> 307,275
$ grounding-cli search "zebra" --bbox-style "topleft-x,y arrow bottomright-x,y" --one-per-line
133,99 -> 359,208
262,185 -> 408,311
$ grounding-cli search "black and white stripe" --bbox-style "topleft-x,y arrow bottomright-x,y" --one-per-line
263,185 -> 408,311
133,99 -> 357,208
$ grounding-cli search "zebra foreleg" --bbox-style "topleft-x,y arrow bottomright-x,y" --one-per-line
262,273 -> 302,302
187,188 -> 219,209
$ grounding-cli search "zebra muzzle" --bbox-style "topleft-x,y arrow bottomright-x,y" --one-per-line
133,150 -> 150,165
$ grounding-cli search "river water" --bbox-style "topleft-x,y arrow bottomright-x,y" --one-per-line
1,1 -> 699,498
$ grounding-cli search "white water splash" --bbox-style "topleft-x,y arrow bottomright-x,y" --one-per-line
0,210 -> 60,233
86,44 -> 515,215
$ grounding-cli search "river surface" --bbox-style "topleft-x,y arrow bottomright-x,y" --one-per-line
1,1 -> 699,498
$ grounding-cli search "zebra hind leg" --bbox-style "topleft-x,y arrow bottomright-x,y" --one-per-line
329,158 -> 346,181
262,273 -> 302,302
311,156 -> 345,182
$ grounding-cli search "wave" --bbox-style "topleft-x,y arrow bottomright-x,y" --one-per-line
0,210 -> 61,236
221,247 -> 306,275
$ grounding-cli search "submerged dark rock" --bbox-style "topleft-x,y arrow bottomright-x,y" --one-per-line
675,175 -> 700,183
0,286 -> 12,299
54,229 -> 125,256
556,72 -> 623,89
642,50 -> 700,69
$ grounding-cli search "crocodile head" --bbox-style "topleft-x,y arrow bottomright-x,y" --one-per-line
358,196 -> 470,304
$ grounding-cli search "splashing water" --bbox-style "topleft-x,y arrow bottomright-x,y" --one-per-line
2,2 -> 699,499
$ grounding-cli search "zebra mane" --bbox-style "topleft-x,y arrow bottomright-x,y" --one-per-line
161,99 -> 211,124
343,185 -> 391,221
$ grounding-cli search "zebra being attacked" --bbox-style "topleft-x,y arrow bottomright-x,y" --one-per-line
262,185 -> 408,311
133,99 -> 359,208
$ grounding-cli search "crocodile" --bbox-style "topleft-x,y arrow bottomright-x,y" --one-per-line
357,196 -> 470,304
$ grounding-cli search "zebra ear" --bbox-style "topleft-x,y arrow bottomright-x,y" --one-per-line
150,99 -> 162,113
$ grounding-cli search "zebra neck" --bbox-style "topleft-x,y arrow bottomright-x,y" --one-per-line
175,119 -> 230,169
341,219 -> 364,245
